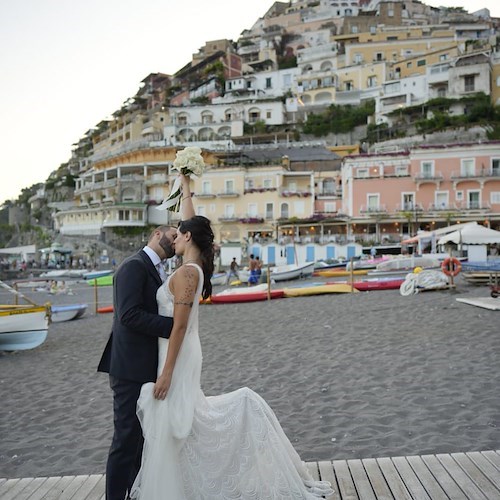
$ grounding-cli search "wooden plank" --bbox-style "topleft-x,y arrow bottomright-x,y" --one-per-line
1,478 -> 36,500
391,456 -> 431,500
10,477 -> 47,500
71,475 -> 103,500
375,457 -> 412,500
436,453 -> 489,499
318,461 -> 341,500
361,458 -> 394,500
482,450 -> 500,471
26,477 -> 64,500
41,476 -> 76,500
347,459 -> 376,500
306,461 -> 320,481
58,475 -> 92,500
406,455 -> 449,499
333,460 -> 359,500
421,454 -> 468,499
467,451 -> 500,491
85,475 -> 106,500
0,478 -> 21,496
451,452 -> 500,499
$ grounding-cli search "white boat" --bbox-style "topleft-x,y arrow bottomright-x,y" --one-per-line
50,303 -> 88,322
371,256 -> 441,274
210,272 -> 227,286
270,262 -> 315,282
0,305 -> 49,351
82,269 -> 114,280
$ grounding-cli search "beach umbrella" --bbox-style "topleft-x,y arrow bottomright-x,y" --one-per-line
437,223 -> 500,245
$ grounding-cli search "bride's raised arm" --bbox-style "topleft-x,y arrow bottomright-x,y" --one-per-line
180,174 -> 195,221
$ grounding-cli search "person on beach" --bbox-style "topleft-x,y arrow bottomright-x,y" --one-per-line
255,255 -> 263,279
97,174 -> 195,500
226,256 -> 239,283
129,200 -> 333,499
248,253 -> 259,285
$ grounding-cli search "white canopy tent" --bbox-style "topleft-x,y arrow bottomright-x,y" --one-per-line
438,223 -> 500,261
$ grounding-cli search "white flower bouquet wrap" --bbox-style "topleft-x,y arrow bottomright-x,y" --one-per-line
157,146 -> 205,211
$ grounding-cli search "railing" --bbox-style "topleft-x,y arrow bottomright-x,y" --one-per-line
217,190 -> 241,197
278,188 -> 312,197
196,192 -> 216,198
427,203 -> 456,212
359,204 -> 388,214
395,203 -> 424,212
414,171 -> 444,181
455,201 -> 491,211
451,169 -> 500,180
144,174 -> 168,186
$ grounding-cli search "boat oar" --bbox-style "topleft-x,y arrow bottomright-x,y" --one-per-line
0,280 -> 40,307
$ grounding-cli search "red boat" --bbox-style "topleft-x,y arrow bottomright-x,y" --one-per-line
210,287 -> 285,304
352,278 -> 404,291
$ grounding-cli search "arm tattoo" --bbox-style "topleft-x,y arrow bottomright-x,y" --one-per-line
175,301 -> 193,307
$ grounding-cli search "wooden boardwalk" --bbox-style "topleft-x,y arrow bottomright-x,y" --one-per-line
2,450 -> 500,499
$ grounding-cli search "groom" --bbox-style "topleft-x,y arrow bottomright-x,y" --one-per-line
98,225 -> 178,500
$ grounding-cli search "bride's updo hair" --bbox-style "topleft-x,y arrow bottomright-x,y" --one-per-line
178,216 -> 214,299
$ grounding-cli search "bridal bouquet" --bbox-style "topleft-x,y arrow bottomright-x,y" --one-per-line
157,146 -> 205,211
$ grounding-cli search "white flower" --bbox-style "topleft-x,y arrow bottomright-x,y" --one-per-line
172,146 -> 205,177
156,147 -> 205,211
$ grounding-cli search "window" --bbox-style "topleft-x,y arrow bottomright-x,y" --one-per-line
367,75 -> 377,87
464,75 -> 475,92
280,202 -> 289,218
387,36 -> 398,41
283,74 -> 292,87
421,161 -> 434,178
266,110 -> 272,119
202,181 -> 211,194
294,200 -> 305,215
439,54 -> 449,61
492,159 -> 500,175
209,203 -> 216,213
248,203 -> 258,216
288,181 -> 297,192
324,202 -> 337,212
435,191 -> 449,209
402,193 -> 415,210
406,62 -> 412,68
197,205 -> 206,216
351,25 -> 358,34
491,192 -> 500,204
396,166 -> 408,176
367,194 -> 380,211
461,159 -> 474,176
265,77 -> 272,89
265,203 -> 273,219
456,191 -> 463,201
225,179 -> 234,193
354,53 -> 363,64
345,81 -> 354,91
245,179 -> 254,190
375,52 -> 384,61
356,168 -> 369,178
468,190 -> 480,209
417,59 -> 426,67
224,204 -> 235,217
263,179 -> 272,188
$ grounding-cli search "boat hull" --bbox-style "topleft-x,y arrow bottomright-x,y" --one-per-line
51,304 -> 88,322
270,262 -> 315,282
0,307 -> 49,351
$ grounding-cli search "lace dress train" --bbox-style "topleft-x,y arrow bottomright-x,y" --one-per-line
131,264 -> 333,499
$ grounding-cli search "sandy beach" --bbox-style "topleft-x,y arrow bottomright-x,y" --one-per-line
0,276 -> 498,479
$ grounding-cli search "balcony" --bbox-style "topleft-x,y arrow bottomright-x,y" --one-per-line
359,204 -> 388,215
217,190 -> 241,198
279,188 -> 312,198
196,192 -> 216,199
414,171 -> 443,189
218,215 -> 239,222
144,174 -> 168,186
426,203 -> 457,213
455,201 -> 491,212
316,189 -> 342,198
451,169 -> 500,187
396,203 -> 424,213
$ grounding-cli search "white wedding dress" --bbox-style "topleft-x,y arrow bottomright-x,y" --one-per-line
131,264 -> 333,499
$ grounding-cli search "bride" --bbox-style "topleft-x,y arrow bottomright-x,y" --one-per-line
131,196 -> 333,499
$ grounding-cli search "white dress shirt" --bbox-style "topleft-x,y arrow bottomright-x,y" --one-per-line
143,246 -> 167,282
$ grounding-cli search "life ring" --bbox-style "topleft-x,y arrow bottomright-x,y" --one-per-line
441,257 -> 461,277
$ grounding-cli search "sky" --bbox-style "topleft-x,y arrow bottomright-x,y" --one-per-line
1,0 -> 499,205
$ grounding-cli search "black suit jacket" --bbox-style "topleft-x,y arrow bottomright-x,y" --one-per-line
97,250 -> 173,383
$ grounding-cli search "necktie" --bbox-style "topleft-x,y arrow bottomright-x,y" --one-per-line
156,262 -> 167,283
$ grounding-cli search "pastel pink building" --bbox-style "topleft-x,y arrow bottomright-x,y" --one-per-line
342,141 -> 500,243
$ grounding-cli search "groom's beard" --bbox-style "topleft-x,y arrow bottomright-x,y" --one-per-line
159,235 -> 175,259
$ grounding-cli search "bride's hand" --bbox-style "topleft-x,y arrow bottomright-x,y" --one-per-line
153,373 -> 172,400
